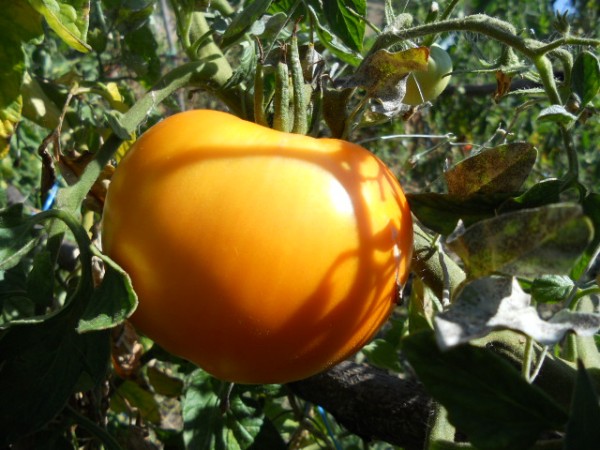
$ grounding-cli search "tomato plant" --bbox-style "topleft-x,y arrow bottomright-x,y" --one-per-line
102,109 -> 413,384
403,45 -> 453,105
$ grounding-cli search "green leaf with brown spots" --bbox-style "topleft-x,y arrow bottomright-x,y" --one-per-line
445,143 -> 537,199
446,203 -> 594,278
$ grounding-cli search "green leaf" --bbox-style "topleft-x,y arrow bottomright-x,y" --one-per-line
444,143 -> 537,199
221,0 -> 273,49
182,370 -> 265,450
28,0 -> 91,53
306,4 -> 362,66
26,250 -> 55,309
0,313 -> 109,445
0,264 -> 34,326
571,51 -> 600,106
362,338 -> 403,372
407,192 -> 499,235
531,275 -> 574,304
147,365 -> 185,397
571,192 -> 600,280
319,0 -> 366,52
123,22 -> 161,85
498,178 -> 562,212
111,380 -> 162,425
537,104 -> 577,127
0,0 -> 43,155
564,361 -> 600,449
0,204 -> 39,271
446,203 -> 594,278
77,251 -> 137,333
402,331 -> 569,450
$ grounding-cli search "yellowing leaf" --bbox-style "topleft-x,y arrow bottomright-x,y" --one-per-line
351,47 -> 429,95
28,0 -> 91,53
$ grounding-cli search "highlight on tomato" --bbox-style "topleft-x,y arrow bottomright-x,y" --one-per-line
403,44 -> 453,105
102,109 -> 413,384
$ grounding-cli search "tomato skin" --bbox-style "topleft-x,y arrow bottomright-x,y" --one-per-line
403,45 -> 453,105
102,110 -> 413,384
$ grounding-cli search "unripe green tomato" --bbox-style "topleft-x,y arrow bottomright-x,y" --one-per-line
102,110 -> 414,384
403,45 -> 452,105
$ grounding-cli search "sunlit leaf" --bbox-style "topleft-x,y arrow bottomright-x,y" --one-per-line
320,0 -> 366,52
346,47 -> 429,115
445,143 -> 537,199
531,275 -> 574,304
499,178 -> 562,212
537,104 -> 577,127
446,203 -> 594,277
28,0 -> 91,53
434,276 -> 600,349
306,4 -> 362,66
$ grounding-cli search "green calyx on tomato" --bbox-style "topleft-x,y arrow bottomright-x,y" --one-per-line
403,44 -> 453,105
102,110 -> 413,384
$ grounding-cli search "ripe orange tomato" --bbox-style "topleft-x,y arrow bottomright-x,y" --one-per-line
102,110 -> 413,384
403,45 -> 453,105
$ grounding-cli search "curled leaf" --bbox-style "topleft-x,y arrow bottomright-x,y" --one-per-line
346,47 -> 429,115
434,277 -> 600,350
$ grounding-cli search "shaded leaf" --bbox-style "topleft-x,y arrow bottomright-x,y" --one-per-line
322,85 -> 353,138
402,331 -> 568,450
407,192 -> 499,235
183,370 -> 264,450
0,204 -> 39,272
0,312 -> 109,445
434,277 -> 600,349
147,365 -> 184,397
123,22 -> 161,85
446,203 -> 594,277
445,143 -> 537,199
572,51 -> 600,106
531,275 -> 574,304
564,360 -> 600,449
362,338 -> 403,372
571,192 -> 600,280
0,265 -> 34,327
77,251 -> 137,333
111,380 -> 162,425
221,0 -> 273,49
26,250 -> 54,308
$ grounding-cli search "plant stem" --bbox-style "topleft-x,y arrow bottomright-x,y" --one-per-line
560,125 -> 579,190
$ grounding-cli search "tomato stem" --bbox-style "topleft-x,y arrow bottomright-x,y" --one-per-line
290,28 -> 308,135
